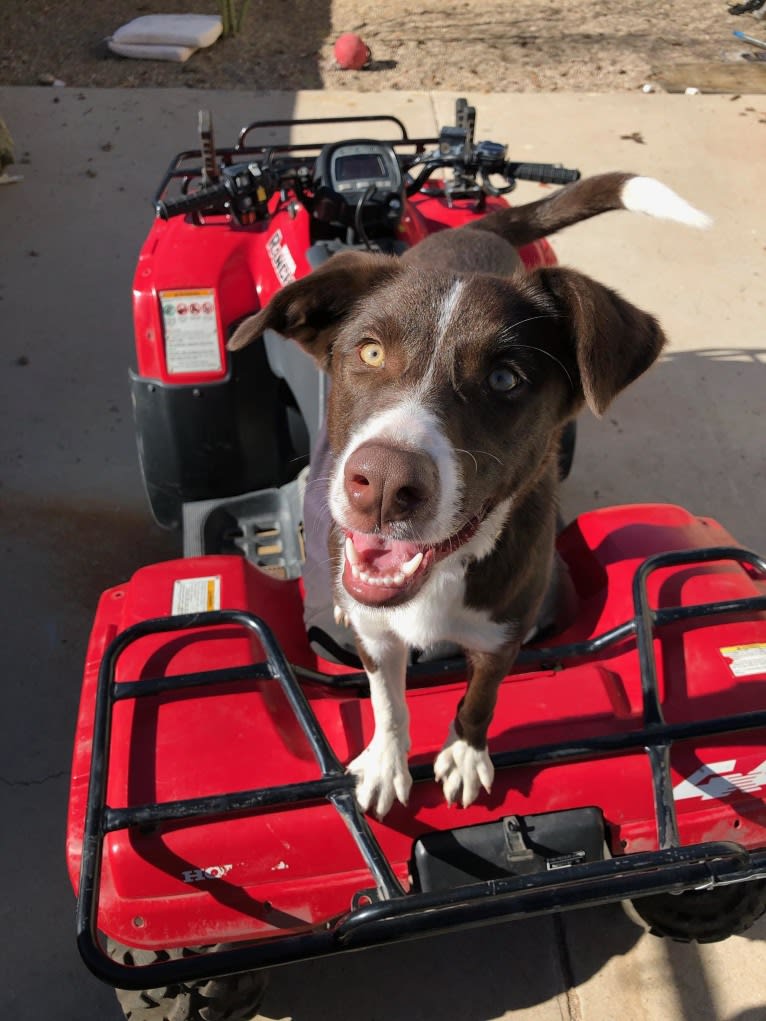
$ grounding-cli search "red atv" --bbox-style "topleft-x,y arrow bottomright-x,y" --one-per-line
67,101 -> 766,1021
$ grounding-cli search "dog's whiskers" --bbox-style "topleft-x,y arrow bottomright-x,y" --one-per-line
455,448 -> 479,473
496,315 -> 575,390
511,343 -> 576,391
501,312 -> 558,335
305,475 -> 334,488
455,447 -> 504,471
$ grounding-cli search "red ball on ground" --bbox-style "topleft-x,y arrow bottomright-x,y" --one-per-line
334,33 -> 370,70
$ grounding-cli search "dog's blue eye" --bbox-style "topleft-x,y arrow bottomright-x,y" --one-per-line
488,367 -> 520,392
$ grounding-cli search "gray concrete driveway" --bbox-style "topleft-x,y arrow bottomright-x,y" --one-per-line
0,86 -> 764,1020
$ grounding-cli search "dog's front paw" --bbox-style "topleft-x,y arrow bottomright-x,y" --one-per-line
434,729 -> 494,808
347,735 -> 412,818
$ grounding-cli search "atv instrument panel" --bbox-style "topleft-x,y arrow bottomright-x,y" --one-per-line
316,140 -> 404,205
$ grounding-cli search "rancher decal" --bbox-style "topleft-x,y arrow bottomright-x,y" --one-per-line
267,229 -> 297,285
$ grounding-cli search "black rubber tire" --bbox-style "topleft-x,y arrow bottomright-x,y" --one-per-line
631,879 -> 766,943
107,940 -> 269,1021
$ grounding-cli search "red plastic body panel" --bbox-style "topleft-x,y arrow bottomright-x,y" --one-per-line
132,189 -> 556,384
66,504 -> 766,949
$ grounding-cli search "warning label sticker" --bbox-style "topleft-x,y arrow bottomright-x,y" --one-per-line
160,289 -> 222,374
172,576 -> 221,615
720,644 -> 766,678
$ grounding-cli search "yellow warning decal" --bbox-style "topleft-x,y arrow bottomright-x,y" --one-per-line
172,576 -> 221,615
720,644 -> 766,678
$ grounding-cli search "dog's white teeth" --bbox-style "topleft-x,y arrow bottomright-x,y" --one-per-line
352,562 -> 416,588
345,537 -> 360,566
355,570 -> 400,588
401,551 -> 424,577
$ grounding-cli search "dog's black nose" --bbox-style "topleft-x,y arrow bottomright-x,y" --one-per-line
344,441 -> 438,530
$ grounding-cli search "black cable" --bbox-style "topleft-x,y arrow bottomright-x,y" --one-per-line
354,185 -> 377,250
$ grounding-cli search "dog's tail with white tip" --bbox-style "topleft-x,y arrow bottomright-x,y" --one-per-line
465,171 -> 712,246
619,176 -> 712,228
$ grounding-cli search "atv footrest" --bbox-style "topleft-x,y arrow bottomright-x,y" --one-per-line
182,478 -> 304,578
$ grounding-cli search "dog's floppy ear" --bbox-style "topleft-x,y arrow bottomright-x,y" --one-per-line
227,250 -> 399,369
531,266 -> 667,416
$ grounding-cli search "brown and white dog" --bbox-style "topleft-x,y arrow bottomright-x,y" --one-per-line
228,172 -> 710,817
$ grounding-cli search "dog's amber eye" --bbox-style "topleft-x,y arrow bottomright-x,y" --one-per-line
488,367 -> 520,392
359,341 -> 385,368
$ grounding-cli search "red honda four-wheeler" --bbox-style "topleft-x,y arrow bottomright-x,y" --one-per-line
67,101 -> 766,1021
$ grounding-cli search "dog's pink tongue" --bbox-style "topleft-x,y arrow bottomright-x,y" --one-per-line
349,532 -> 422,573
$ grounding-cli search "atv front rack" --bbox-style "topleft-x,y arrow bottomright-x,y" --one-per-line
76,546 -> 766,990
154,112 -> 428,207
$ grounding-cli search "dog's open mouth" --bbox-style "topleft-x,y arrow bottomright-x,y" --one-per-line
342,512 -> 487,607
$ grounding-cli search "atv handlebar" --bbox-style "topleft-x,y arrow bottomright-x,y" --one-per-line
403,148 -> 580,198
153,105 -> 581,223
155,162 -> 276,222
155,180 -> 230,219
506,162 -> 581,185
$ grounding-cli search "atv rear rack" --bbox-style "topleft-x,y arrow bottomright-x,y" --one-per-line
76,546 -> 766,990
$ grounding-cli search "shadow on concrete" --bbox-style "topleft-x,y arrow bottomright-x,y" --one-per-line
561,348 -> 766,555
664,917 -> 766,1021
253,903 -> 640,1020
0,85 -> 316,1021
567,907 -> 766,1021
0,491 -> 180,1021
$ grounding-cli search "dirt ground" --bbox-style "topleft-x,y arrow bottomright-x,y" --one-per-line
0,0 -> 761,93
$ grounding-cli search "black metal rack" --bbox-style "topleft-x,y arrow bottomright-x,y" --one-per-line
77,546 -> 766,990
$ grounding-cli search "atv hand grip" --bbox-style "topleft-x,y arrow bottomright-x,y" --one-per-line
155,181 -> 230,219
505,162 -> 581,185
